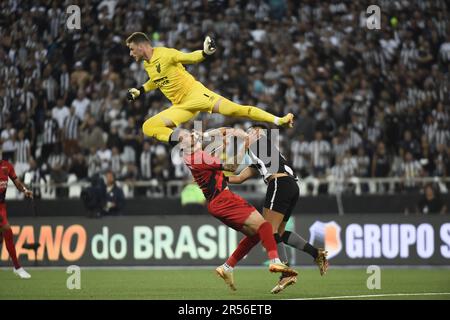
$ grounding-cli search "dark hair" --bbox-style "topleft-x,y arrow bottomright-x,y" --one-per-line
126,32 -> 151,45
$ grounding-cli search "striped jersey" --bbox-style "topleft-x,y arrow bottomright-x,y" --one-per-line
0,160 -> 17,203
184,150 -> 227,201
247,135 -> 297,184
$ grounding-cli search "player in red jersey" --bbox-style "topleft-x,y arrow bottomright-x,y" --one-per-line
0,156 -> 33,279
179,129 -> 297,291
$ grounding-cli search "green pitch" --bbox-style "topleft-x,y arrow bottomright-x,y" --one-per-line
1,267 -> 450,300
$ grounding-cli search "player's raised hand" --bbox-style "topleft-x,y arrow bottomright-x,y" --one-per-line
203,36 -> 216,55
127,88 -> 141,101
229,128 -> 248,140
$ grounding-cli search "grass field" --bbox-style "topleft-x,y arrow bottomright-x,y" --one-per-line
1,267 -> 450,300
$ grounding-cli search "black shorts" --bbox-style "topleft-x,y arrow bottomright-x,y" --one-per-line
264,176 -> 299,221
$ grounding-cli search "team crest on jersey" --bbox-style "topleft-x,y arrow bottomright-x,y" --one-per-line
1,166 -> 8,175
156,62 -> 161,73
309,221 -> 342,259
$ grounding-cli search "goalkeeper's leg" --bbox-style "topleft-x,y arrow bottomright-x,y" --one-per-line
142,108 -> 197,143
213,98 -> 294,127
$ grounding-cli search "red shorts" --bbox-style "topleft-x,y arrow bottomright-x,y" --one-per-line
0,206 -> 8,227
207,189 -> 256,231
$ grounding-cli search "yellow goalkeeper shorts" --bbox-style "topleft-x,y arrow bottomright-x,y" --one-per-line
160,82 -> 222,126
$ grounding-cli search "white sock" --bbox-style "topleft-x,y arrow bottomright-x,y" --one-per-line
222,263 -> 233,272
273,117 -> 281,125
270,258 -> 282,264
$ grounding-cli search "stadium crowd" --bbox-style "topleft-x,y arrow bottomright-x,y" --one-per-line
0,0 -> 448,196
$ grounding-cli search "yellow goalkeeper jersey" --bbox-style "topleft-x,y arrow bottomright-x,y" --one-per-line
142,47 -> 205,104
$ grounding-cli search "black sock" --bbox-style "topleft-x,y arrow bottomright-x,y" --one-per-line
303,243 -> 319,259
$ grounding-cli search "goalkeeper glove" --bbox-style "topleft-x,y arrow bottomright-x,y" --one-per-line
127,87 -> 145,101
203,36 -> 216,56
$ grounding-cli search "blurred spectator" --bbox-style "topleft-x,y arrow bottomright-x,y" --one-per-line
290,133 -> 310,177
309,131 -> 330,177
400,151 -> 424,192
400,130 -> 421,159
96,142 -> 112,173
15,111 -> 35,151
48,144 -> 69,197
69,153 -> 88,181
328,154 -> 355,194
81,173 -> 106,218
62,106 -> 81,156
102,171 -> 125,216
171,147 -> 190,179
110,146 -> 123,177
71,89 -> 91,121
80,116 -> 104,151
14,130 -> 31,178
70,62 -> 91,89
52,98 -> 70,129
152,143 -> 170,180
181,180 -> 206,215
371,142 -> 391,193
106,125 -> 123,152
353,147 -> 370,178
87,147 -> 101,178
41,108 -> 59,162
417,184 -> 447,214
433,144 -> 449,177
0,121 -> 16,162
140,140 -> 153,180
26,158 -> 46,199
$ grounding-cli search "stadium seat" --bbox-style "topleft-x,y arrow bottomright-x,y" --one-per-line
117,181 -> 134,199
68,174 -> 81,198
41,174 -> 56,199
303,176 -> 320,196
24,172 -> 33,185
147,178 -> 164,198
349,177 -> 362,195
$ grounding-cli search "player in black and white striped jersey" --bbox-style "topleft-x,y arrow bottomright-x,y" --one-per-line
309,131 -> 331,176
14,130 -> 31,178
62,106 -> 81,156
226,124 -> 328,294
41,108 -> 59,162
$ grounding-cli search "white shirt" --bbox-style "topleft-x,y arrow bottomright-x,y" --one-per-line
71,97 -> 90,121
52,106 -> 70,129
97,148 -> 112,171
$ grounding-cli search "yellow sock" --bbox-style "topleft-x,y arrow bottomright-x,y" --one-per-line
218,98 -> 277,124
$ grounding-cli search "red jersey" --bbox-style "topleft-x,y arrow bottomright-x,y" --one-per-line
0,160 -> 17,204
184,150 -> 227,201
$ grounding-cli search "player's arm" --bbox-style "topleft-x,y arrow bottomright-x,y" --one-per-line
12,177 -> 33,199
172,36 -> 216,64
227,166 -> 259,184
222,136 -> 250,173
127,79 -> 157,101
203,127 -> 247,140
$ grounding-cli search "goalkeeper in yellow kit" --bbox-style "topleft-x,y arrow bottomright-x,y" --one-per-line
126,32 -> 294,144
